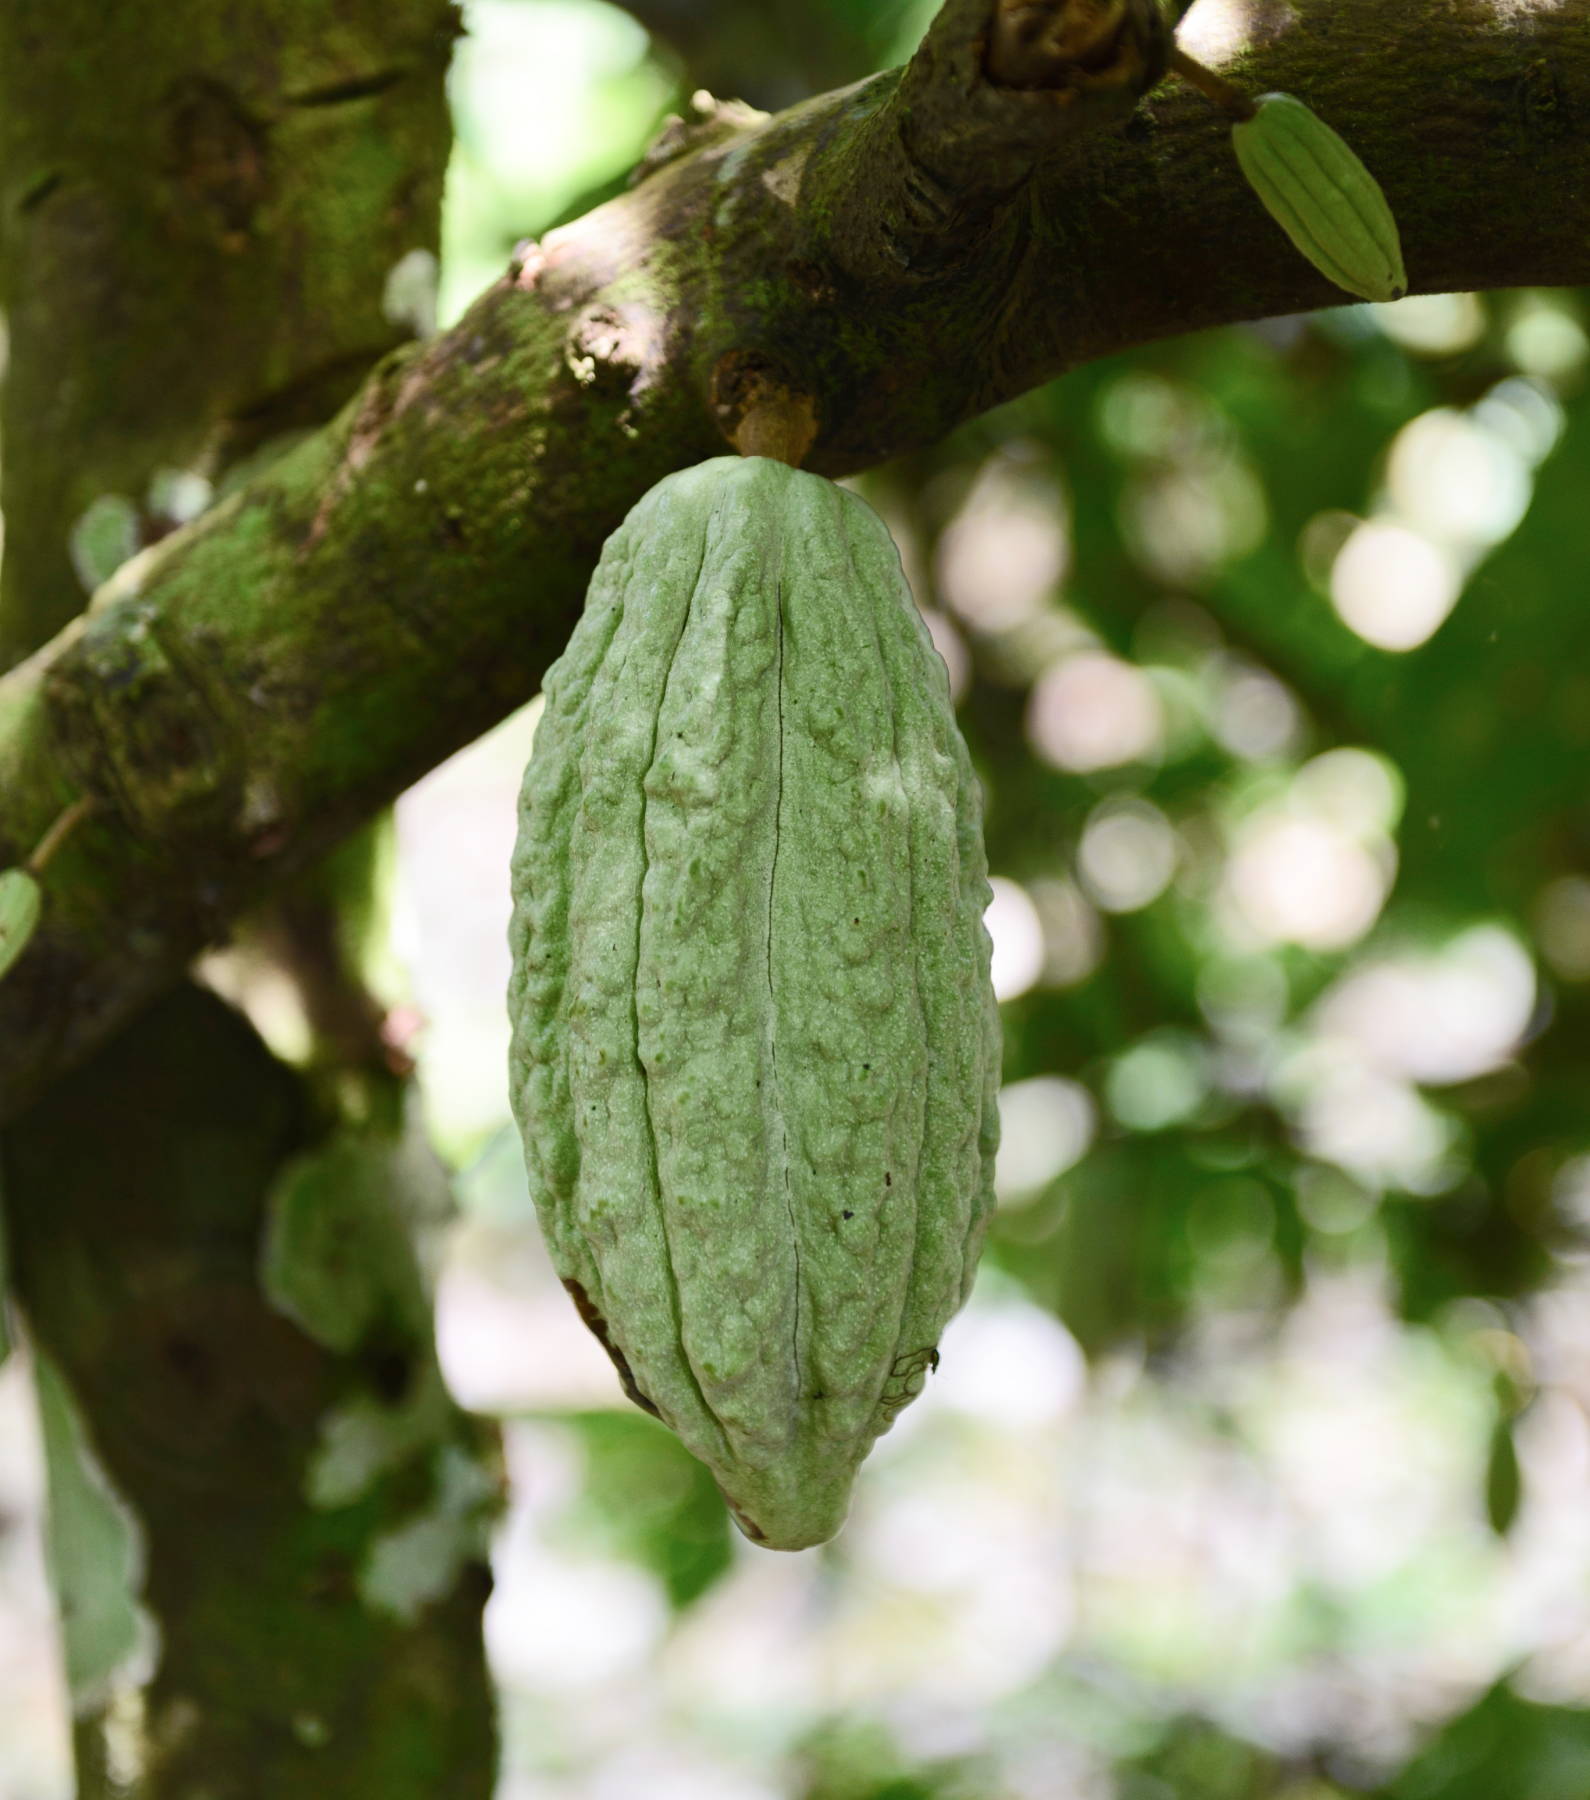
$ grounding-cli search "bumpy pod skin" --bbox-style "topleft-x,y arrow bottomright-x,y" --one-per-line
508,456 -> 1000,1550
1232,92 -> 1407,304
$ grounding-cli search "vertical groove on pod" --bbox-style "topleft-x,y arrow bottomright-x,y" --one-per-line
767,574 -> 802,1389
633,527 -> 721,1437
510,557 -> 630,1323
852,501 -> 927,1379
855,477 -> 993,1369
1259,127 -> 1358,287
959,732 -> 1001,1306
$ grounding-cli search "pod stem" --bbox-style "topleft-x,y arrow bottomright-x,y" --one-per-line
26,794 -> 94,876
711,350 -> 818,468
735,394 -> 818,467
1168,45 -> 1256,121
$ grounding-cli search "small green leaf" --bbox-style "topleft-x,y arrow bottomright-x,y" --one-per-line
67,493 -> 141,593
1232,92 -> 1407,303
34,1348 -> 152,1708
0,868 -> 42,983
1485,1415 -> 1522,1536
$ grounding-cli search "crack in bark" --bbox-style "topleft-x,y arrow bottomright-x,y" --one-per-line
284,69 -> 409,108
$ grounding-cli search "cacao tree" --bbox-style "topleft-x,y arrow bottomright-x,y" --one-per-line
1,0 -> 1589,1795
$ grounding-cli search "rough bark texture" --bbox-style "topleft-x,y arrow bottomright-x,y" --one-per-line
0,0 -> 1586,1114
0,1 -> 499,1792
0,0 -> 461,669
5,989 -> 500,1798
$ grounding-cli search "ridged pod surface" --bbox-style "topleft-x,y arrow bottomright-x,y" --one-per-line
1232,92 -> 1406,304
508,456 -> 1000,1549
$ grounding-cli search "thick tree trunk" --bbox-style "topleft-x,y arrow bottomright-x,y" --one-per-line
5,990 -> 500,1797
0,2 -> 500,1792
0,0 -> 461,668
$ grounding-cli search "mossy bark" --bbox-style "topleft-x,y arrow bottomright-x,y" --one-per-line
0,0 -> 461,668
0,2 -> 499,1792
1,0 -> 1588,1111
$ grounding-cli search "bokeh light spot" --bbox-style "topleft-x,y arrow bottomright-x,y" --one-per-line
1030,875 -> 1106,987
986,877 -> 1045,1001
1537,877 -> 1590,981
1370,293 -> 1485,357
1505,293 -> 1588,383
1078,797 -> 1178,913
1312,926 -> 1536,1086
1028,651 -> 1165,772
1106,1035 -> 1209,1132
1224,815 -> 1392,952
1291,748 -> 1404,839
935,452 -> 1068,630
995,1077 -> 1097,1203
1207,657 -> 1304,762
1385,408 -> 1532,552
1330,519 -> 1462,652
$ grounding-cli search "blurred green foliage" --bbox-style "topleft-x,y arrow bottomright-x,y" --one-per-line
794,1719 -> 990,1800
935,306 -> 1587,1328
553,1411 -> 735,1607
1382,1684 -> 1590,1800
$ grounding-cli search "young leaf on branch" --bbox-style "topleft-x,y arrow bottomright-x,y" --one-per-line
1232,91 -> 1407,303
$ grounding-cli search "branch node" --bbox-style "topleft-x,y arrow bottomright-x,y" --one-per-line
1167,45 -> 1257,121
986,0 -> 1170,94
630,89 -> 769,188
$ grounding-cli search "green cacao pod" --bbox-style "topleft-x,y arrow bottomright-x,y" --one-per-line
508,456 -> 1000,1550
1232,92 -> 1406,304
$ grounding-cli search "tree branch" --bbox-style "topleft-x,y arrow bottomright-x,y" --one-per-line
1,0 -> 1586,1119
